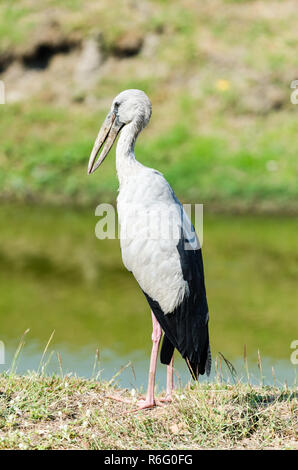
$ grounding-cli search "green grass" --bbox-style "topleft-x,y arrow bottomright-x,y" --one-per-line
0,0 -> 298,209
0,3 -> 33,49
0,372 -> 296,449
1,102 -> 298,209
0,331 -> 296,450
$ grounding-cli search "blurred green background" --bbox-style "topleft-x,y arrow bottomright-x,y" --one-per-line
0,0 -> 297,387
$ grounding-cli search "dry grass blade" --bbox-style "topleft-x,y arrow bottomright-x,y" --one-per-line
9,328 -> 30,377
129,361 -> 136,385
257,349 -> 263,386
244,344 -> 250,384
38,330 -> 55,375
108,361 -> 132,386
56,352 -> 63,378
218,352 -> 238,384
215,356 -> 220,384
91,348 -> 100,379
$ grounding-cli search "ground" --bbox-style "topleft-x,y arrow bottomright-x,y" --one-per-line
0,374 -> 296,450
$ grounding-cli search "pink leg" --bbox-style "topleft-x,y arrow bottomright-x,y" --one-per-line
108,312 -> 173,411
133,311 -> 162,410
160,354 -> 174,402
166,355 -> 174,401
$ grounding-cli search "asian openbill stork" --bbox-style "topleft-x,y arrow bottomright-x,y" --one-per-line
88,89 -> 211,410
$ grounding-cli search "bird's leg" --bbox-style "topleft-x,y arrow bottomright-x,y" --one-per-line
160,355 -> 174,402
133,311 -> 162,410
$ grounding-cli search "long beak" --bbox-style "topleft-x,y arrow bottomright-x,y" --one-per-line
88,112 -> 123,174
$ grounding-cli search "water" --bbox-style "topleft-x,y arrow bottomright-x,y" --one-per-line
0,203 -> 297,389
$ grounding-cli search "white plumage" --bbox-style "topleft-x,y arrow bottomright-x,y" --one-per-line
117,166 -> 190,314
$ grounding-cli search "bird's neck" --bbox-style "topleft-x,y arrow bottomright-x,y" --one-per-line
116,122 -> 140,184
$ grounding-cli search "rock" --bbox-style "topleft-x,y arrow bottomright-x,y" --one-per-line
112,31 -> 143,57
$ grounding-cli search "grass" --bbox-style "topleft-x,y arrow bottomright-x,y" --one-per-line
0,330 -> 296,450
1,103 -> 298,209
0,372 -> 296,450
1,0 -> 298,210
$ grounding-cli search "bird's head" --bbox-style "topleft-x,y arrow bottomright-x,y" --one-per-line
88,89 -> 152,174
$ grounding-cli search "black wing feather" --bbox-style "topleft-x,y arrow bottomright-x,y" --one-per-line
143,228 -> 211,380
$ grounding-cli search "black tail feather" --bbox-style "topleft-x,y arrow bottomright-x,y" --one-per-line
161,334 -> 210,381
160,335 -> 175,365
185,337 -> 211,381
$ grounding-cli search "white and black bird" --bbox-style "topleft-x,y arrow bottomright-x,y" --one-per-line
88,89 -> 211,410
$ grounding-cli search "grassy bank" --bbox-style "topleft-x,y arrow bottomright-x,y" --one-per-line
1,0 -> 298,210
0,373 -> 296,450
1,103 -> 298,212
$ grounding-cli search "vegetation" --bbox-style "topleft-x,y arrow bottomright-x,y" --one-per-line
0,371 -> 296,450
0,0 -> 298,210
0,328 -> 296,450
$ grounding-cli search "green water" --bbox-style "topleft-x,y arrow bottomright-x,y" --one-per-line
0,203 -> 297,387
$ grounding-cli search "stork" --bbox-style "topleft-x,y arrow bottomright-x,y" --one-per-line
88,89 -> 211,410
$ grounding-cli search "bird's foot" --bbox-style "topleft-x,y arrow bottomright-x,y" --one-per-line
158,394 -> 172,403
106,393 -> 131,404
129,397 -> 164,412
107,393 -> 170,412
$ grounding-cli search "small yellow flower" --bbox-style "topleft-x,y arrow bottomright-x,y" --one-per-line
215,79 -> 230,91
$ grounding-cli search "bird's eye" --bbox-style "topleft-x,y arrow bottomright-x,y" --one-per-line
114,102 -> 120,110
